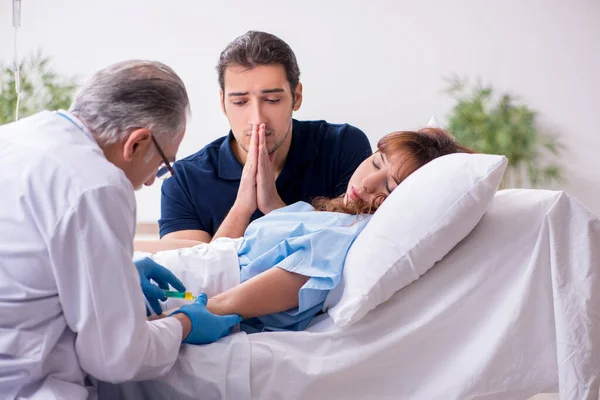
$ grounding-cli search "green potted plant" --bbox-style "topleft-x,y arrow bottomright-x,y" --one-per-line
444,75 -> 564,189
0,50 -> 78,125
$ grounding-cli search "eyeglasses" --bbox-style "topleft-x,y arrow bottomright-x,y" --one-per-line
150,135 -> 176,180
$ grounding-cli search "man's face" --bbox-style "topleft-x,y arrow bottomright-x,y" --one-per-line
220,64 -> 302,156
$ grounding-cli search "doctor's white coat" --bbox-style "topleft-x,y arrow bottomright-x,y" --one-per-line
0,111 -> 182,399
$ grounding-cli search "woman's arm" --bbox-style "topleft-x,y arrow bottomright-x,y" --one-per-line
206,267 -> 309,319
154,268 -> 308,321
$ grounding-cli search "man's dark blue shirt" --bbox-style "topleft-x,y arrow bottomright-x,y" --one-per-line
159,119 -> 372,237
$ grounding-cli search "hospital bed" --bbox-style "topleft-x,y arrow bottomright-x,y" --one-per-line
98,189 -> 600,400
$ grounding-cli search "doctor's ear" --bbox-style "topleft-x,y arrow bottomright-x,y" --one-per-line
123,128 -> 153,162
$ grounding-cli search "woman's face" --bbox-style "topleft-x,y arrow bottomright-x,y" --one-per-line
344,151 -> 402,207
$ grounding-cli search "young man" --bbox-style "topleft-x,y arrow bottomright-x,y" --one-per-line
159,31 -> 372,242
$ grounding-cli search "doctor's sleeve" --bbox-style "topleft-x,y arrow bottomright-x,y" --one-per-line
49,185 -> 182,382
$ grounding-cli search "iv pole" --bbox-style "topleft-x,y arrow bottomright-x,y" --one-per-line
13,0 -> 22,121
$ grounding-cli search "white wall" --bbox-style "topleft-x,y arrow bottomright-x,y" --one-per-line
1,0 -> 599,222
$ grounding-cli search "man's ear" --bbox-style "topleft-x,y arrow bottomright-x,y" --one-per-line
293,82 -> 303,111
220,90 -> 227,115
123,128 -> 152,162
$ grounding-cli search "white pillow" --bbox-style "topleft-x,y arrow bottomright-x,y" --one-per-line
325,153 -> 508,327
427,115 -> 442,128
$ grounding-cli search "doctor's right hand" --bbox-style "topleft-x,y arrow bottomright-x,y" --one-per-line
134,257 -> 186,315
170,293 -> 242,345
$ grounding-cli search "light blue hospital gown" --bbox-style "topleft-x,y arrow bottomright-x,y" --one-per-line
237,201 -> 371,332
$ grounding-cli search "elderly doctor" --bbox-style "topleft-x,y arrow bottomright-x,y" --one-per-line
0,60 -> 242,399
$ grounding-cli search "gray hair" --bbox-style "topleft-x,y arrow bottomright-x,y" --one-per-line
69,60 -> 190,150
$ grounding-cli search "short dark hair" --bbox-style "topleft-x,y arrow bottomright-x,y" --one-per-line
217,31 -> 301,97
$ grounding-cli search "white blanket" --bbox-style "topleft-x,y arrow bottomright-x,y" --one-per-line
98,189 -> 600,400
133,237 -> 242,311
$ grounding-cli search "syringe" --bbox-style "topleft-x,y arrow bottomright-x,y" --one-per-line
163,291 -> 197,301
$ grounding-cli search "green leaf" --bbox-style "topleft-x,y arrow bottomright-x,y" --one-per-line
445,76 -> 565,188
0,50 -> 78,125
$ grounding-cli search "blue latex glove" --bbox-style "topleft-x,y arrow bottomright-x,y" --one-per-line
170,293 -> 242,345
134,257 -> 186,315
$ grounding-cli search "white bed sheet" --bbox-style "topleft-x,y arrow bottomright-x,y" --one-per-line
98,189 -> 600,400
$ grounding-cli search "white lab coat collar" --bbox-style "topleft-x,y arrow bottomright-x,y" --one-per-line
54,110 -> 95,142
52,110 -> 135,193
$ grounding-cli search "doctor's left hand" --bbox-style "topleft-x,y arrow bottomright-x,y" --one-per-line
134,257 -> 186,315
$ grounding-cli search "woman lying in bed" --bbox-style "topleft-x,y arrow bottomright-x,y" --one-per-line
140,127 -> 472,335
